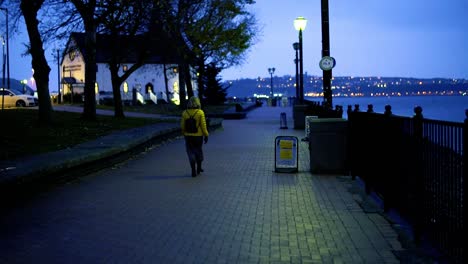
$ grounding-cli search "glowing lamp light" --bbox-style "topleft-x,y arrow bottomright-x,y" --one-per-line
123,82 -> 128,93
294,16 -> 307,31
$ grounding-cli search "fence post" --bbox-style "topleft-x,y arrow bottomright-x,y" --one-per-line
464,109 -> 467,262
353,104 -> 360,112
336,105 -> 343,118
382,105 -> 393,212
412,105 -> 424,244
354,104 -> 373,195
347,105 -> 355,179
384,104 -> 392,115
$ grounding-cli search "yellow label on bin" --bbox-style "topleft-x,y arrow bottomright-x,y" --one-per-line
280,149 -> 293,160
279,140 -> 293,149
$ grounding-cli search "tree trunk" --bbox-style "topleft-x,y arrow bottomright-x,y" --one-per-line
197,60 -> 205,104
20,0 -> 52,125
183,63 -> 193,98
109,65 -> 125,118
163,64 -> 170,102
178,63 -> 187,108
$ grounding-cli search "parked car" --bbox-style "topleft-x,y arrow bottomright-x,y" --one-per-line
0,88 -> 37,107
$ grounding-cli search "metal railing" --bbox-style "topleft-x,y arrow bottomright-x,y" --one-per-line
303,99 -> 343,118
347,105 -> 466,264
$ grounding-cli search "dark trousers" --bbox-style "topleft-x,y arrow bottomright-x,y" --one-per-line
184,136 -> 204,164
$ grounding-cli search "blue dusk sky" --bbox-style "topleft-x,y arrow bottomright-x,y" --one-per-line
1,0 -> 467,91
221,0 -> 468,80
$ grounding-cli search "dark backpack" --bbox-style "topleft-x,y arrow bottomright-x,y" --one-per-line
185,110 -> 199,133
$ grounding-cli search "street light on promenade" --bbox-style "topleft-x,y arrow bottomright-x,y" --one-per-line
268,67 -> 275,97
294,16 -> 307,104
0,7 -> 10,111
321,0 -> 333,109
53,48 -> 62,104
292,42 -> 299,103
1,35 -> 5,110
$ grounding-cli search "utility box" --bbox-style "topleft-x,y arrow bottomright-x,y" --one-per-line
308,118 -> 348,174
293,104 -> 307,129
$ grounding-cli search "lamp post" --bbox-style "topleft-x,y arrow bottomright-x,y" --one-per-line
0,7 -> 10,111
268,67 -> 275,97
1,35 -> 4,110
0,8 -> 9,91
54,48 -> 62,104
294,16 -> 307,104
292,42 -> 299,103
268,67 -> 275,107
321,0 -> 332,109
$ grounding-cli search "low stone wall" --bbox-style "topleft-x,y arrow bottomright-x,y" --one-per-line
207,102 -> 261,120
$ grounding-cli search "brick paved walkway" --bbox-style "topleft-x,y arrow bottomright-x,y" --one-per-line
0,106 -> 402,263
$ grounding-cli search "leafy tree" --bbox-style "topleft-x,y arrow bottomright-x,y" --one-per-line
1,0 -> 83,124
178,0 -> 258,100
160,0 -> 195,108
67,0 -> 100,121
97,0 -> 186,113
152,0 -> 257,108
47,0 -> 153,119
19,0 -> 53,124
4,0 -> 257,122
203,63 -> 228,105
99,0 -> 153,118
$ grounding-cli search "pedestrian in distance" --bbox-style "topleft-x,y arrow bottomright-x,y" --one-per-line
181,96 -> 209,177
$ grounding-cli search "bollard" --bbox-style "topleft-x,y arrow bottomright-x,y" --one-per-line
280,112 -> 288,129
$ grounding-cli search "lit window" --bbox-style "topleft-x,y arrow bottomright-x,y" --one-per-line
123,82 -> 128,93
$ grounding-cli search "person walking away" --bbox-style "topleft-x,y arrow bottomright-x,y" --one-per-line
181,96 -> 209,177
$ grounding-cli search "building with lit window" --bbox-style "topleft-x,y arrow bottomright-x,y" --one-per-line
60,32 -> 195,105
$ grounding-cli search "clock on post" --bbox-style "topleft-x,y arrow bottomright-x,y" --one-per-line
319,56 -> 336,71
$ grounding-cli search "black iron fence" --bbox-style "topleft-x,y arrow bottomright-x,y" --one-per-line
348,104 -> 466,264
303,99 -> 343,118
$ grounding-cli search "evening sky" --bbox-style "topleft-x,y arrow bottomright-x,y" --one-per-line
1,0 -> 467,91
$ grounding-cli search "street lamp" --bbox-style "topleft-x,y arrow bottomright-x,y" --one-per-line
292,42 -> 299,102
268,67 -> 275,107
53,48 -> 62,104
1,35 -> 5,110
0,7 -> 10,111
268,67 -> 275,97
294,16 -> 307,104
321,0 -> 333,109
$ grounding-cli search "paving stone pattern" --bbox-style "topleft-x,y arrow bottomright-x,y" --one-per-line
0,107 -> 402,264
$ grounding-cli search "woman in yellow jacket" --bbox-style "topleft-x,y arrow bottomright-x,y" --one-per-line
181,96 -> 209,177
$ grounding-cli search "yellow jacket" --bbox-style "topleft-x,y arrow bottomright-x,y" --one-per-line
181,109 -> 209,137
